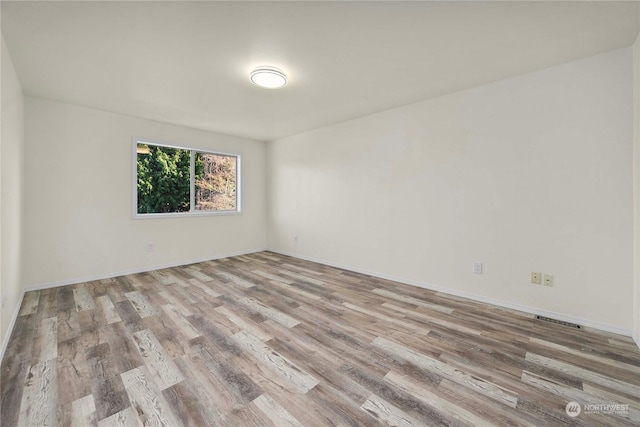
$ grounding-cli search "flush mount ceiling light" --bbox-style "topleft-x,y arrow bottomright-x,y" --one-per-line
250,67 -> 287,89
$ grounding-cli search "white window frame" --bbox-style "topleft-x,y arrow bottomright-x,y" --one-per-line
132,138 -> 242,219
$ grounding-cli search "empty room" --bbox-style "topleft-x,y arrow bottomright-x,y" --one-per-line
2,1 -> 640,426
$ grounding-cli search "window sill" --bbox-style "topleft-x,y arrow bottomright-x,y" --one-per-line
133,210 -> 242,220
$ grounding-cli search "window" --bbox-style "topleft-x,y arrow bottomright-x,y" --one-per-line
134,140 -> 240,217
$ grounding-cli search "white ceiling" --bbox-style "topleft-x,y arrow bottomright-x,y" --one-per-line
2,1 -> 639,141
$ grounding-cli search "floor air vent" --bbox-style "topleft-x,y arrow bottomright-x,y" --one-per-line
535,315 -> 581,329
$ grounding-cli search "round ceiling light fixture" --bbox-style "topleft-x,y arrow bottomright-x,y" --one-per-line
250,66 -> 287,89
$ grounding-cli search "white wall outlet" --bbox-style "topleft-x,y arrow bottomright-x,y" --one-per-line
147,242 -> 155,252
473,262 -> 482,274
294,235 -> 298,243
531,272 -> 541,284
544,274 -> 553,287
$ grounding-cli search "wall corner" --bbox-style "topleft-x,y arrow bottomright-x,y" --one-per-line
633,29 -> 640,348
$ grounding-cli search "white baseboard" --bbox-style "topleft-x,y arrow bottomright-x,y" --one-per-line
23,248 -> 266,292
269,249 -> 634,338
0,290 -> 25,362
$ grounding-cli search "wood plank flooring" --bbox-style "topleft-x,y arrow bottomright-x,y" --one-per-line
2,251 -> 640,426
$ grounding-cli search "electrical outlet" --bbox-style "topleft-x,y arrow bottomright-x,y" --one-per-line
531,272 -> 541,284
472,262 -> 482,274
147,243 -> 155,252
294,235 -> 298,243
544,274 -> 553,287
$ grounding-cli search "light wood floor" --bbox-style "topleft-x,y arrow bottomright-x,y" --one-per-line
2,252 -> 640,426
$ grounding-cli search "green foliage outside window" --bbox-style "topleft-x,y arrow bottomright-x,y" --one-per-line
137,143 -> 237,214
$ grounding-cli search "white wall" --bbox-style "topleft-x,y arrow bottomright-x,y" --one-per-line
23,97 -> 267,288
634,31 -> 640,346
1,37 -> 25,346
268,48 -> 634,333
